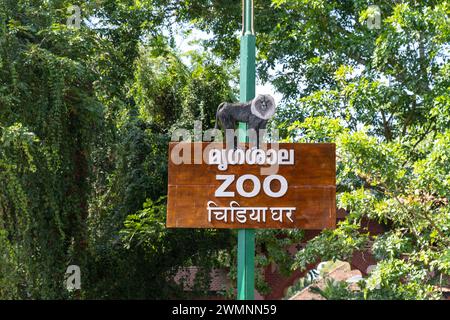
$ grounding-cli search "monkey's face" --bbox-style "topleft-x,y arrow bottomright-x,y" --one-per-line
251,94 -> 276,120
261,97 -> 268,111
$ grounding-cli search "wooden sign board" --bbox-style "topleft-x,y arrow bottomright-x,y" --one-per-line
167,142 -> 336,229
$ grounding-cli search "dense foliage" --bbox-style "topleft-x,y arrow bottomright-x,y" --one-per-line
1,0 -> 449,300
0,0 -> 234,299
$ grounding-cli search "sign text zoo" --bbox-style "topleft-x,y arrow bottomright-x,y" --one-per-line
167,142 -> 336,230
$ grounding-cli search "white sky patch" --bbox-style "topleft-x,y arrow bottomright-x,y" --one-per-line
173,28 -> 212,58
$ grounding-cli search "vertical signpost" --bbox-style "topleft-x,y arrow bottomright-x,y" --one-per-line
238,0 -> 256,300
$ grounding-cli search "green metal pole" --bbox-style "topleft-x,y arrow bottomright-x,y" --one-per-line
237,0 -> 255,300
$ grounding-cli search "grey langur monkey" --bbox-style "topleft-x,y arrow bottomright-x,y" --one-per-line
214,94 -> 276,146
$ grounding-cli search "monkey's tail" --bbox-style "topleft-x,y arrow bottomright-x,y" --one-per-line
215,102 -> 225,129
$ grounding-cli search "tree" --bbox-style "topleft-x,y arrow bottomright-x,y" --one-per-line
173,0 -> 450,299
0,0 -> 106,298
86,43 -> 237,299
0,0 -> 236,299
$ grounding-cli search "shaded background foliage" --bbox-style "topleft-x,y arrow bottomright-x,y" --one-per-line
0,0 -> 235,299
1,0 -> 449,299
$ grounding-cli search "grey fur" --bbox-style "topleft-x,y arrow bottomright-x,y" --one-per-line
214,95 -> 276,147
215,95 -> 275,130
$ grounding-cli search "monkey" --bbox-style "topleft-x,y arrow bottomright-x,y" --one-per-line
214,94 -> 276,147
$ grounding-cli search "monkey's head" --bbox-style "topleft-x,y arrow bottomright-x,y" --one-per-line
251,94 -> 276,120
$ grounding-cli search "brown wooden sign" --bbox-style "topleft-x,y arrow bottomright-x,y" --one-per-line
167,142 -> 335,229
